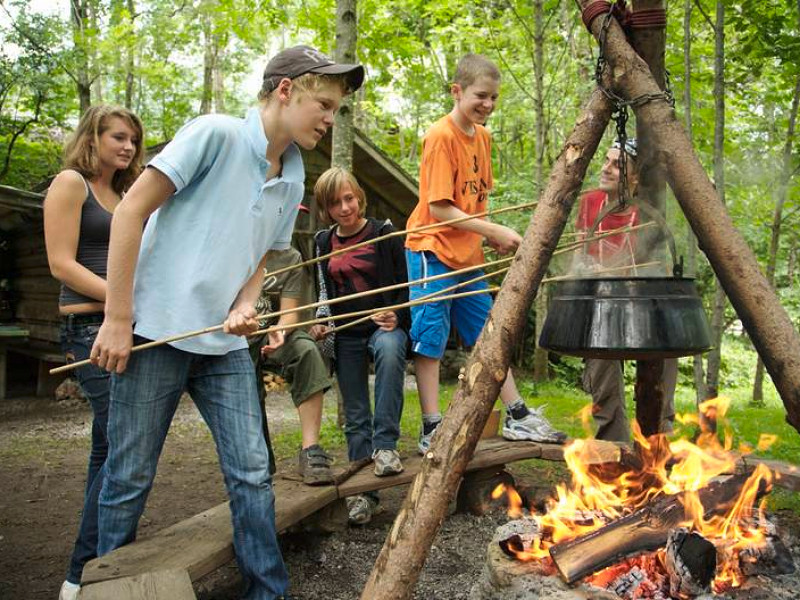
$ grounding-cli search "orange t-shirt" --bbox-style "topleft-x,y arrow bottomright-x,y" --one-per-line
405,115 -> 493,269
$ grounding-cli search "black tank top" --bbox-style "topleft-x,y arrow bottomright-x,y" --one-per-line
59,176 -> 113,306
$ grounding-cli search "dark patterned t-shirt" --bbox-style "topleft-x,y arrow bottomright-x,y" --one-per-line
328,221 -> 381,336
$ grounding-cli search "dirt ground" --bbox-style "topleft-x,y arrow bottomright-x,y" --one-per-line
0,387 -> 519,600
3,389 -> 800,600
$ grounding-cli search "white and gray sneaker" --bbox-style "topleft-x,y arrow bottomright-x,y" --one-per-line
346,494 -> 379,525
502,406 -> 567,444
418,422 -> 441,455
372,449 -> 403,476
58,581 -> 80,600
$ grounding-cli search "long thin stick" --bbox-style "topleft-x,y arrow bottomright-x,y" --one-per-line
250,286 -> 501,338
305,266 -> 511,338
257,255 -> 515,324
258,221 -> 652,325
48,223 -> 651,375
52,286 -> 502,375
551,220 -> 657,256
264,201 -> 537,281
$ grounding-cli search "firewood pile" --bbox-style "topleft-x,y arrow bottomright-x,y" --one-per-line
262,371 -> 287,393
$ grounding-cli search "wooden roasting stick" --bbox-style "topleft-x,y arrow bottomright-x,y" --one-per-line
49,223 -> 644,375
237,286 -> 501,339
50,285 -> 501,375
318,266 -> 511,337
263,201 -> 538,281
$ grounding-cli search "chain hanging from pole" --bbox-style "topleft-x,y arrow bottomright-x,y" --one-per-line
590,0 -> 675,209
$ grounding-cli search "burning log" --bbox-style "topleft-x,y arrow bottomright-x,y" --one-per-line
549,474 -> 769,585
664,528 -> 716,597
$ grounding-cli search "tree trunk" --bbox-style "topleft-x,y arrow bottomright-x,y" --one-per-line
360,88 -> 614,600
532,0 -> 549,382
124,0 -> 136,109
705,1 -> 726,400
682,0 -> 708,412
331,0 -> 358,427
213,41 -> 226,114
630,0 -> 667,219
577,0 -> 800,434
331,0 -> 357,171
752,75 -> 800,405
200,12 -> 214,115
71,0 -> 92,114
629,0 -> 667,428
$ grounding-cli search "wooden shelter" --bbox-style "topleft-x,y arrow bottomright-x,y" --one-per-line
0,126 -> 417,399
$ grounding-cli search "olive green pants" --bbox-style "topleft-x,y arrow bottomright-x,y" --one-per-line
582,358 -> 677,442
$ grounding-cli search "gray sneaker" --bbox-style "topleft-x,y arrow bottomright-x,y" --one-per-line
372,449 -> 403,477
502,406 -> 568,444
346,494 -> 378,525
298,444 -> 335,485
418,422 -> 441,455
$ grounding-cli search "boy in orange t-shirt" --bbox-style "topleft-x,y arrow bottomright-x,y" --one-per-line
405,54 -> 566,454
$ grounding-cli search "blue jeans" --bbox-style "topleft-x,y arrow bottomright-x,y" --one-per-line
98,342 -> 288,599
60,313 -> 109,585
335,328 -> 407,462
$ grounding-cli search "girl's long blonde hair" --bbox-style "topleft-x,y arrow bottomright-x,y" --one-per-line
63,105 -> 144,194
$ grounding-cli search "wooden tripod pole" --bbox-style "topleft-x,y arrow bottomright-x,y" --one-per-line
576,0 -> 800,433
360,88 -> 614,599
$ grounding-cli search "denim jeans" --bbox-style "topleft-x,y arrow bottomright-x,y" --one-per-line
60,313 -> 109,585
98,342 -> 288,599
335,328 -> 407,462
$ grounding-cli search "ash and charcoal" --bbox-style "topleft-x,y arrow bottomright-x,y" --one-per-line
665,528 -> 716,597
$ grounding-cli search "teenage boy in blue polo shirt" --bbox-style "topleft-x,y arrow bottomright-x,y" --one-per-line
89,46 -> 363,600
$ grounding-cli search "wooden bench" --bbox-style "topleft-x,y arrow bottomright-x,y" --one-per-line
0,334 -> 65,399
80,438 -> 619,599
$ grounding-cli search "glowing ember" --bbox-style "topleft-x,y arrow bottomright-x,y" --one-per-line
493,398 -> 780,597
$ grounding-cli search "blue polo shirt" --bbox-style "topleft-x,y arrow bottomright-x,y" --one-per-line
133,107 -> 304,355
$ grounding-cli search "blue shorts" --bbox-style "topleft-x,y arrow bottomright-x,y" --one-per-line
406,250 -> 492,359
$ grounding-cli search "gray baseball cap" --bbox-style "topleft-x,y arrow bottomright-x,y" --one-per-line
262,45 -> 364,94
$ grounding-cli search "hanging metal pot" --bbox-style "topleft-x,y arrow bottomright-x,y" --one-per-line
538,201 -> 713,360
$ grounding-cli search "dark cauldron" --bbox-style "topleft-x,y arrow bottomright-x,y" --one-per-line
538,277 -> 713,360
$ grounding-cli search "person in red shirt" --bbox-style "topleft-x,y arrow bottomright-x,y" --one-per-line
575,139 -> 676,441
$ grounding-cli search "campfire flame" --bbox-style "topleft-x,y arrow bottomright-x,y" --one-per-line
494,398 -> 777,595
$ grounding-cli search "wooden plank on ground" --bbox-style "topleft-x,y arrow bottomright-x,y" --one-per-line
81,478 -> 337,585
79,569 -> 196,600
80,437 -> 623,587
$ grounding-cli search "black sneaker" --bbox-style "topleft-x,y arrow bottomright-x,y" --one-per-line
298,444 -> 335,485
